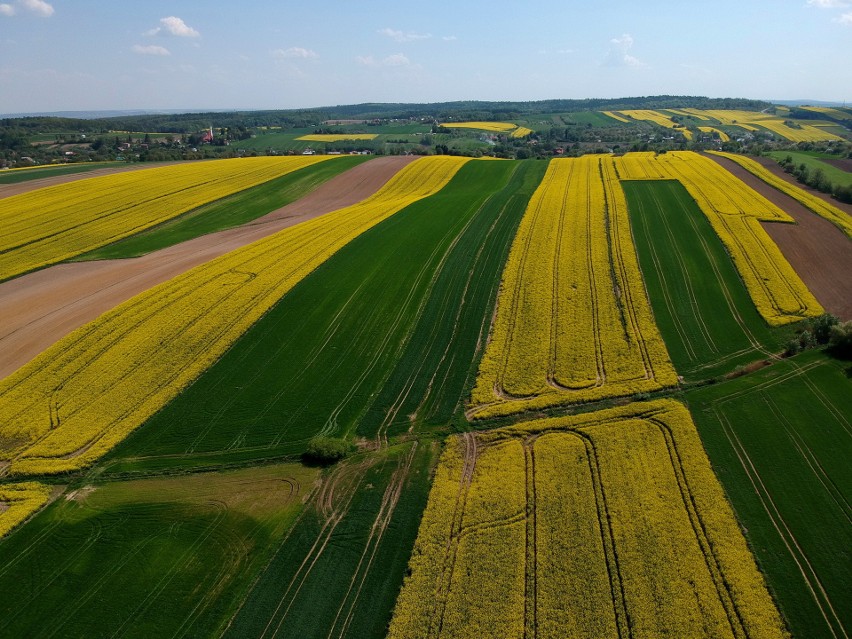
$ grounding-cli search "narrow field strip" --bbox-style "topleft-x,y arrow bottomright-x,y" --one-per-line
627,151 -> 823,325
388,400 -> 787,639
470,156 -> 677,419
0,156 -> 335,282
0,482 -> 52,539
0,156 -> 469,476
708,151 -> 852,238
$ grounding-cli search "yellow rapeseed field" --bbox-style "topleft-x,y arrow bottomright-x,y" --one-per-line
470,156 -> 677,419
601,111 -> 629,123
388,400 -> 788,639
510,127 -> 533,138
698,126 -> 731,142
440,121 -> 518,132
0,156 -> 332,282
295,134 -> 378,141
708,151 -> 852,239
0,482 -> 52,539
798,106 -> 852,121
637,151 -> 823,325
617,110 -> 694,140
0,156 -> 470,476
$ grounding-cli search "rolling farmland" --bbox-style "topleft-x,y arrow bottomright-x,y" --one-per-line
0,138 -> 848,639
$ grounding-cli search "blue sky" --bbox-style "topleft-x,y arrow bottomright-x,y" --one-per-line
1,0 -> 850,114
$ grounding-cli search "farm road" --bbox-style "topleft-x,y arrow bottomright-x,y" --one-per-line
0,155 -> 417,380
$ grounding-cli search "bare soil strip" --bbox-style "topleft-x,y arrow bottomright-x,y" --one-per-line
0,156 -> 417,380
0,162 -> 180,199
823,157 -> 852,173
706,154 -> 852,320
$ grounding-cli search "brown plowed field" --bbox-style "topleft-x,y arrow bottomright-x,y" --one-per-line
0,155 -> 417,380
707,153 -> 852,320
0,162 -> 180,199
823,157 -> 852,173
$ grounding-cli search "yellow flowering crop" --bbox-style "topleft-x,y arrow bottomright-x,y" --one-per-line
470,156 -> 677,419
295,134 -> 378,141
0,156 -> 333,282
798,106 -> 852,120
0,156 -> 470,475
698,126 -> 731,142
680,109 -> 842,142
617,110 -> 694,139
440,121 -> 518,132
708,151 -> 852,239
510,127 -> 533,138
0,482 -> 51,539
639,151 -> 823,325
388,400 -> 788,639
601,111 -> 629,123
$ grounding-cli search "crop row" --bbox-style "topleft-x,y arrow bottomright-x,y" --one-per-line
708,150 -> 852,238
0,482 -> 51,539
0,156 -> 332,282
616,110 -> 693,140
637,151 -> 823,325
0,156 -> 470,475
388,400 -> 787,639
295,134 -> 378,141
698,126 -> 731,142
470,155 -> 677,418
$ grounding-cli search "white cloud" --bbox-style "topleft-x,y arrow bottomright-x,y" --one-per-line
146,16 -> 200,38
836,10 -> 852,21
378,28 -> 431,42
132,44 -> 171,56
20,0 -> 53,16
806,0 -> 849,7
604,33 -> 648,68
0,3 -> 14,16
272,47 -> 318,59
442,35 -> 458,41
357,53 -> 411,67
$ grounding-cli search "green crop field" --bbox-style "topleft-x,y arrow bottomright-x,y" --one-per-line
0,463 -> 319,638
686,350 -> 852,639
624,179 -> 788,379
224,441 -> 436,639
767,150 -> 852,188
74,156 -> 368,260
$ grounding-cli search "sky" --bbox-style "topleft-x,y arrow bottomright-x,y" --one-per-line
1,0 -> 850,114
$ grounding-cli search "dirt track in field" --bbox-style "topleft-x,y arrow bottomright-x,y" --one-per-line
707,154 -> 852,321
0,155 -> 417,380
0,163 -> 179,199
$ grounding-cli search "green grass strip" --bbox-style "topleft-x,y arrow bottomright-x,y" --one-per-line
0,162 -> 120,185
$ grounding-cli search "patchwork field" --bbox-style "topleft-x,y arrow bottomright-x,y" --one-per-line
0,144 -> 847,639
